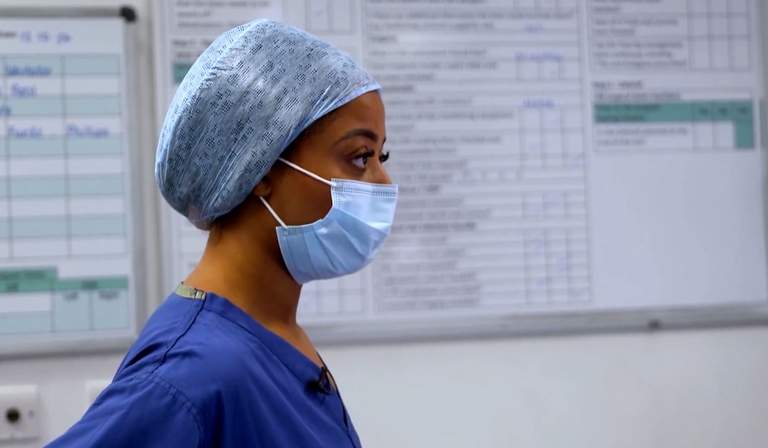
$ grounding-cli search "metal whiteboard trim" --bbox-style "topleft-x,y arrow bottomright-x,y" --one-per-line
0,8 -> 145,357
0,335 -> 136,361
306,303 -> 768,347
0,7 -> 136,21
122,7 -> 149,351
151,0 -> 186,296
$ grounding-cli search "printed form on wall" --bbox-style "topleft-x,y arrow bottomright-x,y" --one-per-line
586,0 -> 765,309
363,1 -> 589,312
0,18 -> 136,345
154,0 -> 767,333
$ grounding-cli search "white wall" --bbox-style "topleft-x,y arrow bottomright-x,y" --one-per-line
2,328 -> 768,448
1,1 -> 768,448
325,328 -> 768,448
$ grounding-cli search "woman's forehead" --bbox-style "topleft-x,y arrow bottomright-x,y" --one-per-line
327,92 -> 385,131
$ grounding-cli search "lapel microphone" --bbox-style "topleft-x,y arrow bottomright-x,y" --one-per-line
308,365 -> 332,395
307,363 -> 350,428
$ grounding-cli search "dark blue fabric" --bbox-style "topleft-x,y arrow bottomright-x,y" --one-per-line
45,292 -> 362,447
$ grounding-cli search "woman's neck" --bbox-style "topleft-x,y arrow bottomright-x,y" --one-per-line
185,234 -> 325,368
184,228 -> 303,328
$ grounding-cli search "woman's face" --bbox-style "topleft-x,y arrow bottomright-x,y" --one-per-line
259,90 -> 391,227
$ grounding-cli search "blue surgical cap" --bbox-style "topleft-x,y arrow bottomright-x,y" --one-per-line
155,19 -> 380,229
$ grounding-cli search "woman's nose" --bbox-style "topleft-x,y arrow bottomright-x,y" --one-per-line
373,163 -> 392,185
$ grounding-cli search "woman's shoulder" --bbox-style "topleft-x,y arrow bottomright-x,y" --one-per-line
102,292 -> 281,437
116,292 -> 272,390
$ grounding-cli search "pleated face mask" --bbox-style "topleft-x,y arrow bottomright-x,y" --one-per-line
260,158 -> 398,284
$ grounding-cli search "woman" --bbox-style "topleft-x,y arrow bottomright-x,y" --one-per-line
46,19 -> 396,447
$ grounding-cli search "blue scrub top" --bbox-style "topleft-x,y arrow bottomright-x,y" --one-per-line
45,286 -> 362,447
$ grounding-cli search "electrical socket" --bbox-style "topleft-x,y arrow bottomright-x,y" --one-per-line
0,385 -> 40,442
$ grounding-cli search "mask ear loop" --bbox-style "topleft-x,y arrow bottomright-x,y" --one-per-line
259,196 -> 287,228
260,158 -> 335,228
278,157 -> 336,187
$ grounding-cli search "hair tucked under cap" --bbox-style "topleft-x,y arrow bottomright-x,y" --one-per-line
155,19 -> 380,229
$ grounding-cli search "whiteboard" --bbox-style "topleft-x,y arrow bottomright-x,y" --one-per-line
152,0 -> 768,343
0,8 -> 144,356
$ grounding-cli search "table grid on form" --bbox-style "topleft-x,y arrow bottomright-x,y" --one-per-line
305,0 -> 354,34
300,272 -> 367,316
0,18 -> 137,341
593,93 -> 755,153
0,55 -> 127,260
0,268 -> 129,335
363,0 -> 591,311
589,0 -> 752,72
687,0 -> 750,70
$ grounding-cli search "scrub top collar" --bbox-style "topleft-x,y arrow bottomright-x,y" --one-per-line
174,283 -> 328,390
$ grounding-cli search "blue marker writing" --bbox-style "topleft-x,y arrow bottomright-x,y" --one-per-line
525,23 -> 544,32
66,124 -> 110,137
8,125 -> 43,138
57,32 -> 72,44
10,84 -> 37,97
6,65 -> 53,77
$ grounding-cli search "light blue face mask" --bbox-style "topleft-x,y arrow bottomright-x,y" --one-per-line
259,157 -> 398,284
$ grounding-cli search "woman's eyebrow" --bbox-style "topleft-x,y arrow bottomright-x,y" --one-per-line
334,128 -> 383,144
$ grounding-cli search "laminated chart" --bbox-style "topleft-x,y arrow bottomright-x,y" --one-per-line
0,16 -> 136,348
0,268 -> 129,334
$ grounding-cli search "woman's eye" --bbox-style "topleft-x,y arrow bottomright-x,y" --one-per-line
352,151 -> 374,168
352,156 -> 367,169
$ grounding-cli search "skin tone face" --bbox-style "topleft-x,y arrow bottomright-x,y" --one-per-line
184,91 -> 390,365
257,90 -> 392,231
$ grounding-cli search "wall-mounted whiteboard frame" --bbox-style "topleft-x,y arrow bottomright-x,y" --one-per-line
0,6 -> 148,359
150,0 -> 189,314
151,0 -> 768,347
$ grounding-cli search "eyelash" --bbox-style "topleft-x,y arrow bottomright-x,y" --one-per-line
353,150 -> 390,168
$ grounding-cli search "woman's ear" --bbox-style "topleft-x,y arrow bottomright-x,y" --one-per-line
254,155 -> 291,197
252,175 -> 272,197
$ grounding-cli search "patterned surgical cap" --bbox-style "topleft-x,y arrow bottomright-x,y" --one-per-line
155,19 -> 380,229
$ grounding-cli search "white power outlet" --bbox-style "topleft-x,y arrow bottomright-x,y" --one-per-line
0,385 -> 40,442
85,380 -> 111,406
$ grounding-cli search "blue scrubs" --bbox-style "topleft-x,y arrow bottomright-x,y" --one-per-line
45,286 -> 362,447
